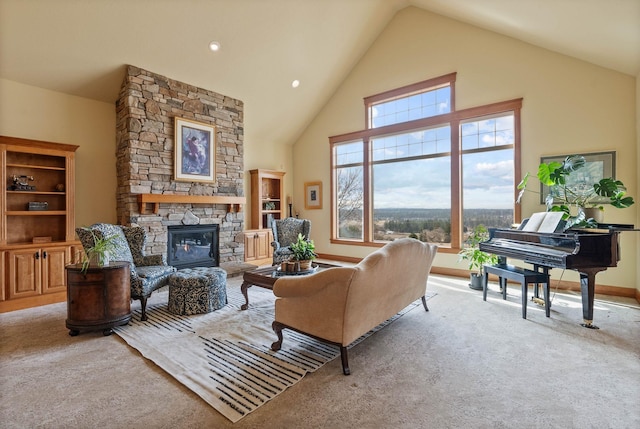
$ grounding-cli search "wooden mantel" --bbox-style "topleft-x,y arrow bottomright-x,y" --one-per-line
137,194 -> 246,214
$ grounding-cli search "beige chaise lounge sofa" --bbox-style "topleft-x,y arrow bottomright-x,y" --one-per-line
270,237 -> 438,375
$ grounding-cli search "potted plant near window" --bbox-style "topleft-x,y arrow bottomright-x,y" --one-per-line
289,233 -> 317,271
458,224 -> 498,290
77,227 -> 119,274
517,154 -> 634,229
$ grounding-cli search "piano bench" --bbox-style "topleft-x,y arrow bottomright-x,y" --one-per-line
482,264 -> 551,319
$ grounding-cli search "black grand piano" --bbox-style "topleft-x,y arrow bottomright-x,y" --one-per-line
479,223 -> 635,329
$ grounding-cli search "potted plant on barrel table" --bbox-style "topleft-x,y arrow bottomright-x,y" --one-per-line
290,233 -> 317,271
77,227 -> 119,274
458,224 -> 498,290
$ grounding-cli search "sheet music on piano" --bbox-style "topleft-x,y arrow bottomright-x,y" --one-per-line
521,211 -> 564,233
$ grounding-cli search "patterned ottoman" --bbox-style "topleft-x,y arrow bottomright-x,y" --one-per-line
167,267 -> 227,315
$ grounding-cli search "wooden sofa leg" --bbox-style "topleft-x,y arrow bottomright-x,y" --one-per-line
271,321 -> 284,351
140,296 -> 148,321
340,346 -> 351,375
421,295 -> 429,311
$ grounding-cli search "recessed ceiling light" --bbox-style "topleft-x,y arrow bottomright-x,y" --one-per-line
209,41 -> 220,52
291,80 -> 300,88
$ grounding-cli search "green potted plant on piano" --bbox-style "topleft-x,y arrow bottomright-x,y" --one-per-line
517,154 -> 634,229
458,224 -> 498,290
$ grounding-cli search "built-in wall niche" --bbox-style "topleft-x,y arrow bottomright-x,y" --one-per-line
250,169 -> 285,230
1,137 -> 77,245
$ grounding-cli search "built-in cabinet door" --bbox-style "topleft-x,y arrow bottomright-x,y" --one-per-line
244,232 -> 258,261
255,230 -> 272,260
8,249 -> 42,299
41,245 -> 69,294
0,251 -> 5,301
243,230 -> 274,263
7,245 -> 70,299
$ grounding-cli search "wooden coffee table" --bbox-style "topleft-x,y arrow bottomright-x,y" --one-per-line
240,262 -> 338,310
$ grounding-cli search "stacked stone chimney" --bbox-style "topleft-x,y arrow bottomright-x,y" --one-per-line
115,65 -> 245,263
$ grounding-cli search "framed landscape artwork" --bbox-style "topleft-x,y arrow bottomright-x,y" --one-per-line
174,118 -> 216,182
304,181 -> 322,210
540,151 -> 615,205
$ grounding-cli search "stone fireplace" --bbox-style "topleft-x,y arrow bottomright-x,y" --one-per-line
115,66 -> 245,264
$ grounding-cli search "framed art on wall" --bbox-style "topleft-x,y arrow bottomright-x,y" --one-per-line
304,181 -> 322,210
539,151 -> 615,204
174,117 -> 216,182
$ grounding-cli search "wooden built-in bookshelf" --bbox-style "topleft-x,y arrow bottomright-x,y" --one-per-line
1,136 -> 81,312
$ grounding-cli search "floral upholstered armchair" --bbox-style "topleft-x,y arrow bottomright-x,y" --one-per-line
271,217 -> 311,265
76,223 -> 176,321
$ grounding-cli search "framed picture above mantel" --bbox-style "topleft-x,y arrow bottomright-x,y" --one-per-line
174,117 -> 216,183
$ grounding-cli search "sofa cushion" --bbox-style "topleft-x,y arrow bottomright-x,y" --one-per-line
136,265 -> 175,280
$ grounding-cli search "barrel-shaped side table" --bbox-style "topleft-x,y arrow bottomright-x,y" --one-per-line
65,261 -> 131,336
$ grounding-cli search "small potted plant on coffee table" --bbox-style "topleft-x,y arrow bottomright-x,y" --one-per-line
290,233 -> 317,271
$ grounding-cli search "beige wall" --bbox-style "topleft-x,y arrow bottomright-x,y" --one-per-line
637,72 -> 640,295
242,115 -> 295,228
0,78 -> 295,232
0,78 -> 117,227
292,7 -> 638,290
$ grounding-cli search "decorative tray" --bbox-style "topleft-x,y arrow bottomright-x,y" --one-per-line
273,264 -> 319,277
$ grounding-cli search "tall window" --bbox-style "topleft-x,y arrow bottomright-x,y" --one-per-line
335,141 -> 364,239
330,73 -> 521,249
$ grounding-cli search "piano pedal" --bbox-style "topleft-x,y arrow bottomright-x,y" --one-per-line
581,321 -> 600,330
531,297 -> 546,307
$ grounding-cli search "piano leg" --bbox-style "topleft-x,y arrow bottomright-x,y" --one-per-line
579,268 -> 606,329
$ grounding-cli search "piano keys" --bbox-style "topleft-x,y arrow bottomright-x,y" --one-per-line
479,224 -> 635,329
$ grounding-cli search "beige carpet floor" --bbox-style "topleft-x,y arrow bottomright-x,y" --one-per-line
1,274 -> 639,428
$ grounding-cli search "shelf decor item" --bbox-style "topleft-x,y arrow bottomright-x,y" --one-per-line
9,175 -> 35,191
27,201 -> 48,211
174,117 -> 216,183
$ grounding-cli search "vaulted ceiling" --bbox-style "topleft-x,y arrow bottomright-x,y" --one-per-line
1,0 -> 638,147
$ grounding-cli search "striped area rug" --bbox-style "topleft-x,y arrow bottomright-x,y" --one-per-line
114,278 -> 431,422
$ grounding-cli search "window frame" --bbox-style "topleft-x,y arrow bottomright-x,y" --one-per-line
330,73 -> 522,252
